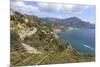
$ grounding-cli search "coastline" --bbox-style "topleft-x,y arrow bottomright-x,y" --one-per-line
58,28 -> 95,56
53,27 -> 80,33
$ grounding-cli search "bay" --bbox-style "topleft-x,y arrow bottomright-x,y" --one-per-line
58,29 -> 95,55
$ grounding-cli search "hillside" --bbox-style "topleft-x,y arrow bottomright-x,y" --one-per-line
10,11 -> 95,66
41,17 -> 95,29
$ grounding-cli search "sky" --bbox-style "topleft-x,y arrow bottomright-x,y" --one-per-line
10,0 -> 96,24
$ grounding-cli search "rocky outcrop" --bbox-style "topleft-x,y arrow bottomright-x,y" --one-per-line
21,43 -> 42,54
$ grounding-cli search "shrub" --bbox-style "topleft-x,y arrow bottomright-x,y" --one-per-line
10,30 -> 21,49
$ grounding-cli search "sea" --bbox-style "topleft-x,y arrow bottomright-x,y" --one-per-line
58,29 -> 95,55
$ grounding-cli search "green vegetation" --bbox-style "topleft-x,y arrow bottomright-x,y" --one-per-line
10,11 -> 95,66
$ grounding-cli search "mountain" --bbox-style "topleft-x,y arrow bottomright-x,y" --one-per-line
41,17 -> 95,29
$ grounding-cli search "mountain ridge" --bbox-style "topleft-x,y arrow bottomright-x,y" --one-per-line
41,17 -> 95,29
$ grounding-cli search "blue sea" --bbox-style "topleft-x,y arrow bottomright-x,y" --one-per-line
58,29 -> 95,55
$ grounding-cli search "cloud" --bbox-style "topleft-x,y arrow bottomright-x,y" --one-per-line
63,4 -> 76,10
11,1 -> 89,15
37,2 -> 62,12
62,4 -> 89,14
11,1 -> 39,14
37,2 -> 89,14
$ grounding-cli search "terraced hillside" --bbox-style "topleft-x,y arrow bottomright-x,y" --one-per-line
10,11 -> 95,66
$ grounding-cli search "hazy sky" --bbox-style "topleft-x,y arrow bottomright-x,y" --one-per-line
11,0 -> 95,24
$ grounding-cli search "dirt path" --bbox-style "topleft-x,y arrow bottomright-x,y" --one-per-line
19,27 -> 37,40
21,43 -> 42,54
